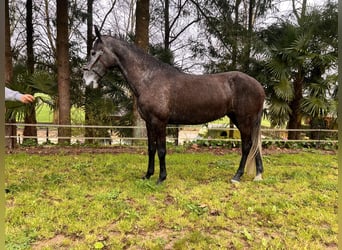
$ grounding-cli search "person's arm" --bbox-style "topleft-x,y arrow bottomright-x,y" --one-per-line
5,87 -> 35,103
5,87 -> 23,102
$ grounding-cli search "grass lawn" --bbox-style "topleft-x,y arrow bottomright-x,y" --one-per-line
35,105 -> 84,124
5,150 -> 337,249
34,94 -> 84,124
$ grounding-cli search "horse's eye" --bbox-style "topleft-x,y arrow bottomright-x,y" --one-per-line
91,51 -> 96,56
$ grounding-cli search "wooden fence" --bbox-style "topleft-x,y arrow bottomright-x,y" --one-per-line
5,123 -> 338,147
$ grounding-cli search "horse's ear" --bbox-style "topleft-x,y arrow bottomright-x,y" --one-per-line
94,25 -> 102,43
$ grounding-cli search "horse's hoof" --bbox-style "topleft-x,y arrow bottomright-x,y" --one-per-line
142,175 -> 151,180
253,174 -> 263,181
231,179 -> 240,184
156,176 -> 166,184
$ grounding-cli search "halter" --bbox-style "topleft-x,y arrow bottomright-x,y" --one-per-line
84,44 -> 125,84
83,49 -> 110,80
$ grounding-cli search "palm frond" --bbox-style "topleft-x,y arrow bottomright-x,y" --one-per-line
265,58 -> 288,79
267,97 -> 291,127
273,77 -> 294,102
30,70 -> 57,96
290,33 -> 310,54
306,81 -> 327,97
301,97 -> 328,118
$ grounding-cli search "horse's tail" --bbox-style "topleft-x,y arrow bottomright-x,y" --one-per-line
245,110 -> 263,176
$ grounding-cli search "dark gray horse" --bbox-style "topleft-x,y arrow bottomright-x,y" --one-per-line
83,26 -> 265,183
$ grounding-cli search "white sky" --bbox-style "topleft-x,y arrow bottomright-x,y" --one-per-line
10,0 -> 335,74
89,0 -> 337,73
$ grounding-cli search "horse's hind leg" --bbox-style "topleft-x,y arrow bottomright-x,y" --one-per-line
254,151 -> 263,181
231,135 -> 251,183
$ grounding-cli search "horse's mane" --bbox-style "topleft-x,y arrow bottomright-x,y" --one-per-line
102,35 -> 180,74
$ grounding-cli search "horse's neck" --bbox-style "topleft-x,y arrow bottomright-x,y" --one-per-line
111,40 -> 152,96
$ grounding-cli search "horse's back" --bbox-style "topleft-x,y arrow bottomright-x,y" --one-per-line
164,71 -> 264,124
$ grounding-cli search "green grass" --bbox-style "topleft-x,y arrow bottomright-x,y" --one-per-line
34,94 -> 84,124
36,104 -> 84,124
35,103 -> 53,123
5,150 -> 337,249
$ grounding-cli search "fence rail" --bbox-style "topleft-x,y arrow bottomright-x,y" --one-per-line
5,123 -> 338,146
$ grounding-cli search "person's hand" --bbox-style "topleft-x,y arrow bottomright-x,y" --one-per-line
20,94 -> 35,104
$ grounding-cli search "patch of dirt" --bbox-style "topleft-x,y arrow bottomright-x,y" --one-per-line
32,234 -> 73,250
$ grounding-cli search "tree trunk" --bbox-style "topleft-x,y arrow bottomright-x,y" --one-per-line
57,0 -> 71,144
229,0 -> 241,139
26,0 -> 34,75
23,108 -> 37,144
5,120 -> 16,149
309,118 -> 324,140
135,0 -> 150,50
164,0 -> 170,50
5,0 -> 16,149
5,0 -> 12,85
133,0 -> 150,142
23,0 -> 37,144
242,0 -> 255,72
288,75 -> 303,140
84,0 -> 95,144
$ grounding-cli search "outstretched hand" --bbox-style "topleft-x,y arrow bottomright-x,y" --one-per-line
20,94 -> 35,104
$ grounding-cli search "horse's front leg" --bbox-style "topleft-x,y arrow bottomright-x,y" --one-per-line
156,126 -> 167,184
144,123 -> 157,180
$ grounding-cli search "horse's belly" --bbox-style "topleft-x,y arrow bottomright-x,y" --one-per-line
169,105 -> 227,125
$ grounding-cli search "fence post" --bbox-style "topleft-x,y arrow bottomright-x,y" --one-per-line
46,127 -> 49,143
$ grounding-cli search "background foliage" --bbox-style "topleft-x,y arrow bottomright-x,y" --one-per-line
5,0 -> 338,143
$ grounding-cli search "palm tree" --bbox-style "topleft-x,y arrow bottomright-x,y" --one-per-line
262,7 -> 337,140
301,3 -> 338,138
263,22 -> 304,139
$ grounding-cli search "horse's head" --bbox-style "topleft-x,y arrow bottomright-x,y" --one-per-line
83,26 -> 116,88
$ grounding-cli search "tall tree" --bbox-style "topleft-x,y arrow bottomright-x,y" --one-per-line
0,0 -> 4,246
23,0 -> 38,144
84,0 -> 95,144
133,0 -> 150,140
150,0 -> 200,64
303,3 -> 338,137
191,0 -> 272,138
56,0 -> 71,144
5,0 -> 12,85
84,1 -> 126,144
287,0 -> 307,139
135,0 -> 150,50
86,0 -> 94,57
26,0 -> 34,74
191,0 -> 273,74
263,2 -> 337,139
151,0 -> 200,143
5,0 -> 16,149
